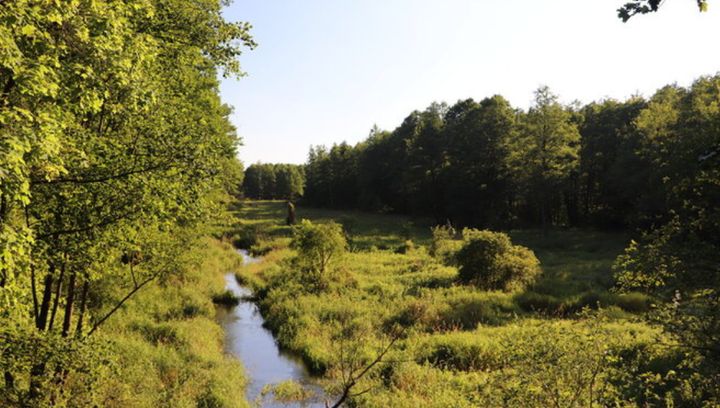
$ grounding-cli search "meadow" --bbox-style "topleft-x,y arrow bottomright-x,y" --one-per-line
231,200 -> 673,407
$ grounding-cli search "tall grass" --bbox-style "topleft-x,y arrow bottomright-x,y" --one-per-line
231,200 -> 672,406
95,238 -> 249,407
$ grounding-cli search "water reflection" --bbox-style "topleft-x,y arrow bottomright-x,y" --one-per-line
216,250 -> 325,407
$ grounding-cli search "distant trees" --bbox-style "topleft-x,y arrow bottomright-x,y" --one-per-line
578,98 -> 647,226
301,77 -> 720,236
511,86 -> 580,231
242,163 -> 305,200
305,143 -> 359,208
444,96 -> 515,226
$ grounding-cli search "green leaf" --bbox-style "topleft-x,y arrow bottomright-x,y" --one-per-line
20,25 -> 35,36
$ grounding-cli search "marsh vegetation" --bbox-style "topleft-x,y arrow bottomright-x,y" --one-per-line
231,200 -> 714,407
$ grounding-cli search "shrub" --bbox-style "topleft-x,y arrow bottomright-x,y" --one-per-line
390,298 -> 441,329
429,225 -> 462,264
395,240 -> 416,254
612,292 -> 652,313
456,229 -> 541,291
232,224 -> 263,249
574,291 -> 652,314
515,292 -> 566,315
291,219 -> 347,291
440,292 -> 518,329
211,290 -> 241,307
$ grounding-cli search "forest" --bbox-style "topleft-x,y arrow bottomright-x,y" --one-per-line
1,0 -> 719,407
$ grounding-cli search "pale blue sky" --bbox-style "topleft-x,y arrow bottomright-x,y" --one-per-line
220,0 -> 720,165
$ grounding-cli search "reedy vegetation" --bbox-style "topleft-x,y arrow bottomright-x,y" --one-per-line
1,0 -> 253,405
234,201 -> 712,407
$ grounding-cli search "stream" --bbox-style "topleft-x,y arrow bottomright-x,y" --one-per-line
215,250 -> 325,407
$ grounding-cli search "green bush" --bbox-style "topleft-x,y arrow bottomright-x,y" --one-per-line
232,224 -> 263,249
515,292 -> 566,314
416,335 -> 504,371
429,225 -> 460,263
612,292 -> 652,313
395,239 -> 416,254
440,292 -> 518,329
456,229 -> 541,291
291,219 -> 347,291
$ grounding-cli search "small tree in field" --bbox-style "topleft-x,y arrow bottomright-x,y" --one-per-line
291,220 -> 346,290
456,229 -> 541,291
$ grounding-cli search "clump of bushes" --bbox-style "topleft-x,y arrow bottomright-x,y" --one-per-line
231,224 -> 263,249
440,292 -> 518,329
515,292 -> 566,315
456,229 -> 541,292
262,380 -> 315,405
516,290 -> 652,315
395,240 -> 416,254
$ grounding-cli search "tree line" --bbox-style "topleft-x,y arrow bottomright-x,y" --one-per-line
242,163 -> 305,200
302,79 -> 718,233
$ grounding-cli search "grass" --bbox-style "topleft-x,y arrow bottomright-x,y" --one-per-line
230,200 -> 671,406
96,237 -> 249,408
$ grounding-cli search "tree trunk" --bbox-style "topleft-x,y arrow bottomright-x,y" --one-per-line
61,273 -> 76,337
4,371 -> 14,390
28,270 -> 54,401
36,272 -> 54,331
30,263 -> 39,320
75,281 -> 89,337
540,198 -> 548,236
48,262 -> 66,331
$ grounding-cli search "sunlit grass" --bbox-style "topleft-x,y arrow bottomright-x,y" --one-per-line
230,200 -> 665,406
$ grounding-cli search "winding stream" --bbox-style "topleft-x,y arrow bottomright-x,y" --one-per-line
215,250 -> 325,407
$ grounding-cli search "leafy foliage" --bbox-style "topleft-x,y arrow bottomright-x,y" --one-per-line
291,219 -> 347,291
0,0 -> 254,404
611,75 -> 720,405
456,229 -> 541,291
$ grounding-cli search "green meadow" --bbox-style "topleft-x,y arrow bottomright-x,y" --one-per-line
231,200 -> 669,407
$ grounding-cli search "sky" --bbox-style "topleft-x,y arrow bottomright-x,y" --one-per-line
220,0 -> 720,165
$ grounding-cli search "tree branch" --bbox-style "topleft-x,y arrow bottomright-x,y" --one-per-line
329,334 -> 401,408
86,274 -> 159,336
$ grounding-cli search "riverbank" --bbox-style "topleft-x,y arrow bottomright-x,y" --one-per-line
96,237 -> 250,407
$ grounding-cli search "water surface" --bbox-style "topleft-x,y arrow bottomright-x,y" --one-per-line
216,250 -> 325,407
